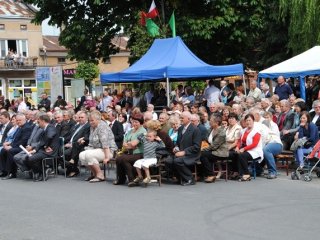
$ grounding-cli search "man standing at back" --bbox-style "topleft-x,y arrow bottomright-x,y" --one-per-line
204,79 -> 220,108
274,76 -> 293,101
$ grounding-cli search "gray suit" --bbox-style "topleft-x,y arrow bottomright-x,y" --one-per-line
13,125 -> 43,171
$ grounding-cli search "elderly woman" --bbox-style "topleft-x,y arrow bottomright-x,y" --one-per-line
235,114 -> 263,182
200,115 -> 229,183
113,113 -> 146,186
146,120 -> 174,153
79,111 -> 117,183
225,113 -> 242,178
262,111 -> 283,179
294,111 -> 319,170
168,115 -> 181,145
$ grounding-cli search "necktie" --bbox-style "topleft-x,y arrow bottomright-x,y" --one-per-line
70,125 -> 83,143
109,123 -> 113,128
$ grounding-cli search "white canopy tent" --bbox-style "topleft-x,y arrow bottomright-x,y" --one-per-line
259,46 -> 320,100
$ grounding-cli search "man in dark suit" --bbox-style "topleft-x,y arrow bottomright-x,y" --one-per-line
64,111 -> 90,177
191,113 -> 208,141
61,110 -> 76,143
278,99 -> 297,150
25,114 -> 60,181
310,100 -> 320,133
108,110 -> 124,149
0,111 -> 13,147
13,112 -> 44,172
172,111 -> 201,186
0,113 -> 33,179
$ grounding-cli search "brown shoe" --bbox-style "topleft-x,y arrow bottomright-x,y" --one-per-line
204,176 -> 216,183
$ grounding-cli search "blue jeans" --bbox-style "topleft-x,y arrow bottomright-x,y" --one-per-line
263,143 -> 283,175
295,147 -> 312,167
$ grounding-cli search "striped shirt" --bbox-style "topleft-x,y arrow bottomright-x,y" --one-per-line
138,134 -> 165,159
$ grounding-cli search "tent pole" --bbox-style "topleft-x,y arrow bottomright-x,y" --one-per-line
242,74 -> 247,95
166,77 -> 170,107
300,76 -> 306,101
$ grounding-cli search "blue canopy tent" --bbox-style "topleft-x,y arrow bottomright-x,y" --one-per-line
259,46 -> 320,100
100,37 -> 244,105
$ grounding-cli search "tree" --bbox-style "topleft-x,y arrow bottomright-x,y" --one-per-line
279,0 -> 320,55
24,0 -> 133,61
74,62 -> 99,88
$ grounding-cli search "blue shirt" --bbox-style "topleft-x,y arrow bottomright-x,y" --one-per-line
274,83 -> 293,100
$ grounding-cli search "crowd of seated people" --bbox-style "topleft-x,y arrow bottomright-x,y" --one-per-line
1,76 -> 320,186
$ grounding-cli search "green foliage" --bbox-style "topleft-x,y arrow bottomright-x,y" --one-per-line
74,62 -> 99,86
24,0 -> 132,61
279,0 -> 320,54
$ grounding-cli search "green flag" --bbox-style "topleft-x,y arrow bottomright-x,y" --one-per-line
146,18 -> 160,37
169,11 -> 176,37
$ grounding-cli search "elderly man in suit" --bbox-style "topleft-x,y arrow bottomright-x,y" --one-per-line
25,114 -> 60,181
278,99 -> 297,150
0,113 -> 33,179
64,111 -> 90,177
13,112 -> 44,172
107,110 -> 124,149
172,111 -> 201,186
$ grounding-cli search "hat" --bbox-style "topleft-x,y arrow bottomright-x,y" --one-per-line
131,113 -> 144,124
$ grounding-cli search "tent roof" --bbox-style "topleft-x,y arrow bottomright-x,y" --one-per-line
259,46 -> 320,78
100,36 -> 243,83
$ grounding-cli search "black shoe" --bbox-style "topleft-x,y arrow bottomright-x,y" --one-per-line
0,171 -> 7,177
2,173 -> 17,180
181,179 -> 195,186
34,173 -> 44,182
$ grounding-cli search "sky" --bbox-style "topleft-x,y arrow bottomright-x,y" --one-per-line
42,18 -> 60,36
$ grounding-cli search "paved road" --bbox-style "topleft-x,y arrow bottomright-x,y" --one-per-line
1,170 -> 320,240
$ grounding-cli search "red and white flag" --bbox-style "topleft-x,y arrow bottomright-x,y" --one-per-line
146,0 -> 159,19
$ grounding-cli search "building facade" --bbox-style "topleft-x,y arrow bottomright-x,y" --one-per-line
0,0 -> 131,105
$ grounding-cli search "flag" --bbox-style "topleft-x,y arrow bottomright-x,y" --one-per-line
146,18 -> 160,37
146,0 -> 159,19
169,11 -> 176,37
140,11 -> 147,26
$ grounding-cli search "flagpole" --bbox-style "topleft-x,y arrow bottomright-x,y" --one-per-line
166,77 -> 170,107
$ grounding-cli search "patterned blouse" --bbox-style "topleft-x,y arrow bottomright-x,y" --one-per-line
88,120 -> 117,151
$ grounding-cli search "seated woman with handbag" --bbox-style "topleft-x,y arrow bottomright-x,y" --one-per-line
293,111 -> 319,170
200,115 -> 229,183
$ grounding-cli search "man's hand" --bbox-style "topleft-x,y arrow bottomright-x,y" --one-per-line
4,145 -> 12,150
26,146 -> 33,151
45,147 -> 53,153
78,137 -> 85,145
64,143 -> 72,148
175,151 -> 185,157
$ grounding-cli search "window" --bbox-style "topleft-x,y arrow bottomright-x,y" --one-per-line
0,40 -> 28,59
20,25 -> 27,31
58,57 -> 66,64
0,24 -> 4,30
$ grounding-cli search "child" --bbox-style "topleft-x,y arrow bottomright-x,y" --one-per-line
132,130 -> 165,186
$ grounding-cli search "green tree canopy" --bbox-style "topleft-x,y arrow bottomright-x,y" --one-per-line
279,0 -> 320,55
74,62 -> 99,87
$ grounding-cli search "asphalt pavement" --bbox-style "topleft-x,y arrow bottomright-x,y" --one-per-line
1,169 -> 320,240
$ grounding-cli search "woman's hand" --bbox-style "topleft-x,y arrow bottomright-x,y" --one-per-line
103,157 -> 109,164
235,147 -> 240,153
239,148 -> 245,153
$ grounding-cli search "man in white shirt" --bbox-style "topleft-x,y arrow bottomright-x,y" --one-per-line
247,80 -> 262,101
204,79 -> 220,107
144,84 -> 154,105
146,104 -> 158,120
99,89 -> 113,112
219,80 -> 227,100
311,100 -> 320,132
17,97 -> 28,112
